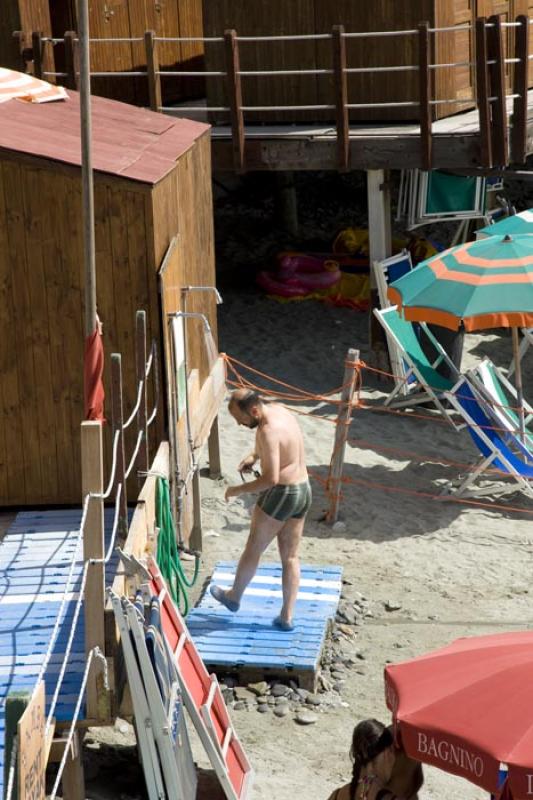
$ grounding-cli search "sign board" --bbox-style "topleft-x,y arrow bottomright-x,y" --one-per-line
18,681 -> 45,800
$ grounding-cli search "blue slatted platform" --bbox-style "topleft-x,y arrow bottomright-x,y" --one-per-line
0,509 -> 120,798
187,561 -> 342,689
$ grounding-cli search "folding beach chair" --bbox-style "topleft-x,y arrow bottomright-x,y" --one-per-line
508,328 -> 533,377
467,358 -> 533,452
373,306 -> 461,426
372,252 -> 415,397
444,376 -> 533,498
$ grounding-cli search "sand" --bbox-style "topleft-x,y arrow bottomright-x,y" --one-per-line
83,289 -> 533,800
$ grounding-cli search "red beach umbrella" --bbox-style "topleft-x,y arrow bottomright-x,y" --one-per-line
384,631 -> 533,799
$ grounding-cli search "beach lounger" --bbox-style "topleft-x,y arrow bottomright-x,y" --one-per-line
373,306 -> 461,426
467,358 -> 533,451
373,252 -> 414,396
444,376 -> 533,498
508,328 -> 533,377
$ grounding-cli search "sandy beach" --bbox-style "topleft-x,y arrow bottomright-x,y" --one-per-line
187,288 -> 533,800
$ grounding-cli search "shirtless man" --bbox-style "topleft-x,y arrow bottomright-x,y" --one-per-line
209,388 -> 311,631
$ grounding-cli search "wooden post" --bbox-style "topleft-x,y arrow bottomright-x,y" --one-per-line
332,25 -> 350,171
135,311 -> 149,483
64,31 -> 78,90
326,349 -> 359,524
208,416 -> 222,478
511,15 -> 529,165
418,21 -> 432,171
190,468 -> 203,552
111,354 -> 128,538
487,15 -> 509,167
81,421 -> 105,720
145,30 -> 162,113
275,172 -> 299,236
367,170 -> 392,351
224,29 -> 245,172
475,17 -> 493,168
60,732 -> 85,800
31,31 -> 44,79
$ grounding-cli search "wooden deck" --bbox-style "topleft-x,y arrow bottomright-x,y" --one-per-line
166,88 -> 533,171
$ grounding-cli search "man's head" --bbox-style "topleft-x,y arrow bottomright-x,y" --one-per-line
228,389 -> 264,428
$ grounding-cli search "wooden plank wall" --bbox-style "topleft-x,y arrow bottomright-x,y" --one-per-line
0,0 -> 53,73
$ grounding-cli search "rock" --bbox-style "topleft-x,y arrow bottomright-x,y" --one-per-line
384,600 -> 402,612
267,696 -> 276,705
319,675 -> 333,692
274,705 -> 290,718
275,696 -> 289,705
295,711 -> 318,725
248,681 -> 269,696
306,694 -> 321,706
224,676 -> 237,688
356,652 -> 366,661
333,682 -> 345,693
271,683 -> 290,698
295,688 -> 309,702
233,701 -> 247,710
257,696 -> 268,705
331,671 -> 345,681
342,578 -> 353,586
257,704 -> 269,714
222,689 -> 235,703
332,521 -> 346,532
235,687 -> 256,702
337,623 -> 357,638
114,718 -> 131,735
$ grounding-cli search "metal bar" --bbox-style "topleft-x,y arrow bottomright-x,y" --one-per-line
136,311 -> 149,481
156,70 -> 226,76
343,29 -> 417,38
79,1 -> 96,338
418,21 -> 432,171
487,15 -> 509,167
224,29 -> 245,172
237,33 -> 333,41
160,105 -> 229,111
476,17 -> 492,167
239,68 -> 332,76
332,25 -> 349,172
31,31 -> 44,79
345,64 -> 418,73
111,354 -> 129,537
511,15 -> 529,165
346,101 -> 418,108
145,31 -> 162,113
155,36 -> 224,42
241,104 -> 336,110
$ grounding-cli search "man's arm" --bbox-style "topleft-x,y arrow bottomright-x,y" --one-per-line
226,430 -> 280,499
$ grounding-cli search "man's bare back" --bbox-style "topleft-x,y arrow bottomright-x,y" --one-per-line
255,403 -> 308,486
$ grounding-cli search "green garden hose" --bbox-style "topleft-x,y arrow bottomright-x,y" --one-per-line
156,477 -> 200,616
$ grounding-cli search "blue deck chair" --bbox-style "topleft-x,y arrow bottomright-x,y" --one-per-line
444,376 -> 533,498
508,327 -> 533,377
373,306 -> 461,427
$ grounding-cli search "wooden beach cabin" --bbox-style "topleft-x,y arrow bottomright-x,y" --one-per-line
0,92 -> 218,522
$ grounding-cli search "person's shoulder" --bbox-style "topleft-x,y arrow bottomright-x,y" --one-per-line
326,783 -> 351,800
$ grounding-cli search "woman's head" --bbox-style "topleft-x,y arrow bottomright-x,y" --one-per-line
350,719 -> 395,782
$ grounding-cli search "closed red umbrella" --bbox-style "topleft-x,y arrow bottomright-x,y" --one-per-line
384,631 -> 533,799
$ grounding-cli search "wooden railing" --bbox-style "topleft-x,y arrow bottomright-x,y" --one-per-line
15,16 -> 532,172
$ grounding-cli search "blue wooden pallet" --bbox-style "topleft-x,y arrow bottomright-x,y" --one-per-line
187,561 -> 342,689
0,509 -> 120,798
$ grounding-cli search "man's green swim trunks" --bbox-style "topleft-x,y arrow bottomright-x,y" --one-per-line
256,480 -> 312,522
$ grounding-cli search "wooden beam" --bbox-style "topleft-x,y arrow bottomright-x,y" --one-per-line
418,21 -> 432,171
207,416 -> 222,478
81,421 -> 105,721
145,30 -> 162,113
190,468 -> 203,552
64,31 -> 78,91
135,311 -> 149,482
326,349 -> 359,523
332,25 -> 350,171
31,32 -> 44,80
224,29 -> 245,172
487,15 -> 509,167
511,15 -> 529,165
475,17 -> 493,168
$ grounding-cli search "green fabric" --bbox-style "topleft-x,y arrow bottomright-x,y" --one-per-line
426,171 -> 483,215
381,308 -> 453,392
156,477 -> 199,617
389,234 -> 533,328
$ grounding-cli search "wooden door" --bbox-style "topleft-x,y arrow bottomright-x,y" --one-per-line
512,0 -> 533,84
434,0 -> 476,119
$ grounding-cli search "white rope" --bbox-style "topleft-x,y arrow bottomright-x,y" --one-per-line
125,432 -> 144,479
48,647 -> 108,800
123,379 -> 144,429
94,485 -> 123,566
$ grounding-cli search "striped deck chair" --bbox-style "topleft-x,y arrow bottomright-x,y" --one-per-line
468,358 -> 533,452
373,306 -> 461,427
508,328 -> 533,377
444,376 -> 533,498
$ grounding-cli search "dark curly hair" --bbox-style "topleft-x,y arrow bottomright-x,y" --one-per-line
349,719 -> 393,800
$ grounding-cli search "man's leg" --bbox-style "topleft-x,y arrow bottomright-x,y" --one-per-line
211,505 -> 284,610
276,516 -> 305,627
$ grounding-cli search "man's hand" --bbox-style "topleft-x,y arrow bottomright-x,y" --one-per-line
225,485 -> 241,502
238,453 -> 257,473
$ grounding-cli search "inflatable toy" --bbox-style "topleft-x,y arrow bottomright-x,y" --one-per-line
257,256 -> 342,298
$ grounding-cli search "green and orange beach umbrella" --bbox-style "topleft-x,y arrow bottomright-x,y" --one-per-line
388,234 -> 533,439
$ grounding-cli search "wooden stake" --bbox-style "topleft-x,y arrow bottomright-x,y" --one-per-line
31,31 -> 44,79
332,25 -> 350,171
326,348 -> 359,523
60,732 -> 85,800
111,354 -> 128,537
190,468 -> 203,552
135,311 -> 149,482
208,416 -> 222,478
487,15 -> 509,167
476,17 -> 493,168
224,29 -> 245,172
418,21 -> 432,171
81,421 -> 105,720
511,15 -> 529,165
64,31 -> 78,90
145,30 -> 162,113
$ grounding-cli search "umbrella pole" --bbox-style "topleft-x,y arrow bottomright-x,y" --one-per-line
512,327 -> 526,443
79,0 -> 97,338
